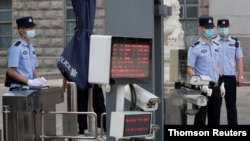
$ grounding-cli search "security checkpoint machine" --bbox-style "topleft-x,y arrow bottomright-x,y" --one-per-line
103,0 -> 169,140
2,87 -> 64,141
103,0 -> 208,141
88,36 -> 208,140
89,35 -> 161,140
2,85 -> 99,141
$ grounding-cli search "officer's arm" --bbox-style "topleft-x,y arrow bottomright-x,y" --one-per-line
7,67 -> 29,85
34,69 -> 40,78
236,58 -> 244,81
62,76 -> 67,92
217,64 -> 223,76
187,66 -> 195,77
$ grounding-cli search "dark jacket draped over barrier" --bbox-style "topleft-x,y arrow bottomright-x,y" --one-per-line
57,0 -> 96,90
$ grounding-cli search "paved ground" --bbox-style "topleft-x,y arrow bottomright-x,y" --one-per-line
0,79 -> 249,140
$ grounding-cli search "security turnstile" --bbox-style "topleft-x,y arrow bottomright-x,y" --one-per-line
2,87 -> 64,141
164,87 -> 207,125
40,82 -> 98,140
164,88 -> 187,125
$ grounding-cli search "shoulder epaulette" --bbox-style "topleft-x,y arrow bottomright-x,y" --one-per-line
14,41 -> 21,47
213,41 -> 219,46
191,41 -> 200,48
231,36 -> 238,41
212,36 -> 217,39
231,36 -> 239,48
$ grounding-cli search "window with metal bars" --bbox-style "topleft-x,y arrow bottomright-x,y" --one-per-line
0,0 -> 12,49
179,0 -> 199,48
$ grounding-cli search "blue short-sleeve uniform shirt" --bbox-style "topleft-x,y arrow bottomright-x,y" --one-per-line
213,36 -> 243,75
7,38 -> 39,87
187,38 -> 220,82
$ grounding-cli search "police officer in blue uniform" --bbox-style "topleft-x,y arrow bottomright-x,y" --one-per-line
6,16 -> 44,90
213,19 -> 244,125
187,16 -> 225,125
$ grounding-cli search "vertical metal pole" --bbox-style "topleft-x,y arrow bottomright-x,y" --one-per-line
67,82 -> 78,111
116,85 -> 125,111
100,112 -> 106,139
154,0 -> 165,140
2,105 -> 10,141
85,87 -> 95,136
63,82 -> 78,141
41,109 -> 45,141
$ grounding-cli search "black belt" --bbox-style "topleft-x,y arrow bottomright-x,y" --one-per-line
9,86 -> 29,91
209,81 -> 219,88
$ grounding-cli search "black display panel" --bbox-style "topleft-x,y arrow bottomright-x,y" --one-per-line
110,37 -> 152,84
123,114 -> 151,137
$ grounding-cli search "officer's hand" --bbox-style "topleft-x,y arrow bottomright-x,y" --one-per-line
35,77 -> 47,86
220,82 -> 226,97
27,79 -> 42,87
200,85 -> 212,97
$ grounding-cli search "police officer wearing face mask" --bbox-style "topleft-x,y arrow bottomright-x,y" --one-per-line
5,16 -> 45,90
213,19 -> 244,125
187,16 -> 224,125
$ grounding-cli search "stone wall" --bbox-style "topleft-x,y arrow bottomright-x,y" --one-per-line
0,0 -> 105,82
210,0 -> 250,82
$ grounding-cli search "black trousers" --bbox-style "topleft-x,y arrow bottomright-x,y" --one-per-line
194,86 -> 222,125
223,75 -> 238,125
77,84 -> 106,131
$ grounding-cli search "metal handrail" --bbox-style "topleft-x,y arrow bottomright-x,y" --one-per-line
100,112 -> 107,140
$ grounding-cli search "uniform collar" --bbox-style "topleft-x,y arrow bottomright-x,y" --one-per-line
218,35 -> 231,41
19,38 -> 30,47
199,38 -> 211,45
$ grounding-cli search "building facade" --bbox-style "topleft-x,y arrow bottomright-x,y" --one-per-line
0,0 -> 249,82
0,0 -> 105,82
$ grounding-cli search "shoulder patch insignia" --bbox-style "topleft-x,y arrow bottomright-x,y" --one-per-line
23,51 -> 28,55
14,41 -> 21,47
191,41 -> 200,48
201,49 -> 207,53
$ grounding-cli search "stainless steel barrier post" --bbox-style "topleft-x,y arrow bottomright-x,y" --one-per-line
2,105 -> 10,141
40,109 -> 45,141
63,82 -> 78,141
85,87 -> 96,136
0,129 -> 2,141
100,112 -> 106,140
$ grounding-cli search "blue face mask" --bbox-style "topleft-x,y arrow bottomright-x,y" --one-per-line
219,28 -> 229,36
26,30 -> 36,39
204,29 -> 214,39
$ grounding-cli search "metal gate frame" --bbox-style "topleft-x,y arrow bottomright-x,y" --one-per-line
40,111 -> 98,140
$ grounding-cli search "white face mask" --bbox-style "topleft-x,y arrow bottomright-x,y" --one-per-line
26,30 -> 36,39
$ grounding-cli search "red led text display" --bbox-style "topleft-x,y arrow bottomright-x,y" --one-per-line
123,114 -> 151,137
110,40 -> 151,84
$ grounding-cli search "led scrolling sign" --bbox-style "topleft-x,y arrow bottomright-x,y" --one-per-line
110,37 -> 152,84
